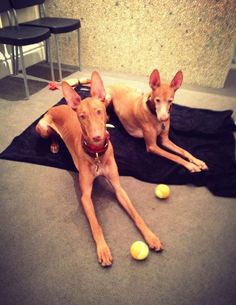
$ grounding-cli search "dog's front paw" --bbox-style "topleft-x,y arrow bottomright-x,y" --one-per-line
145,232 -> 164,252
188,158 -> 208,171
50,143 -> 59,154
97,241 -> 113,267
194,158 -> 208,170
186,161 -> 202,173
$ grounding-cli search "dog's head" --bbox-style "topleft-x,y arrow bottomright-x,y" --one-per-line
62,71 -> 108,147
148,69 -> 183,122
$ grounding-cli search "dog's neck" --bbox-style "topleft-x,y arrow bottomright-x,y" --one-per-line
146,96 -> 156,116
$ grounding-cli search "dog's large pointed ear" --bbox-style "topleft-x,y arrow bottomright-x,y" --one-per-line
149,69 -> 161,90
170,71 -> 183,91
62,81 -> 81,110
90,71 -> 105,101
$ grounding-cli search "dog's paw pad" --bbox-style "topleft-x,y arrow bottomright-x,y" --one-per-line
50,144 -> 59,154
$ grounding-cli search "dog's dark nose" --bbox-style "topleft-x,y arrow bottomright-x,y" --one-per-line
93,136 -> 102,142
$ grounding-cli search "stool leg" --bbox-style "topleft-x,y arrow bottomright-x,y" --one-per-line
77,29 -> 81,71
54,34 -> 62,81
44,40 -> 49,63
19,46 -> 30,99
15,46 -> 19,75
11,46 -> 15,75
47,38 -> 55,81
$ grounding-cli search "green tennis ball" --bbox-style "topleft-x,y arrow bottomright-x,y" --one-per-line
130,241 -> 149,260
155,184 -> 170,199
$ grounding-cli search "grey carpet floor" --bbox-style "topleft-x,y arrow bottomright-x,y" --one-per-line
0,67 -> 236,305
0,75 -> 47,101
26,61 -> 77,81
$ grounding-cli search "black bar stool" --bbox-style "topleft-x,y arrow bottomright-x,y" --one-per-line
0,0 -> 53,99
10,0 -> 81,81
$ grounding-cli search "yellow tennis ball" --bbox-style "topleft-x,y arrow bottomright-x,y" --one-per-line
155,184 -> 170,199
130,241 -> 149,260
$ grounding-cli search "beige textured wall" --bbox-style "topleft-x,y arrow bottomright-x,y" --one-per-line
46,0 -> 236,88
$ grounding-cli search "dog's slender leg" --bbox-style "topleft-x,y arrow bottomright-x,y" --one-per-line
79,166 -> 112,266
160,134 -> 208,170
142,127 -> 202,172
36,115 -> 59,154
106,160 -> 163,251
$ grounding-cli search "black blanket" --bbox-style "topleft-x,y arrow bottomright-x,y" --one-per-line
1,85 -> 236,198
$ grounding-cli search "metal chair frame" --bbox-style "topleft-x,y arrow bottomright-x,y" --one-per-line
18,2 -> 81,82
0,6 -> 54,99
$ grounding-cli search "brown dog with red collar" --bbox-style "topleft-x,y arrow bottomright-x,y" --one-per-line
35,71 -> 163,267
106,69 -> 208,172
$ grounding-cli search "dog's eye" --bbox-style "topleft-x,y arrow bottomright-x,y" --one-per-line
168,100 -> 172,104
155,98 -> 160,103
97,109 -> 102,115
